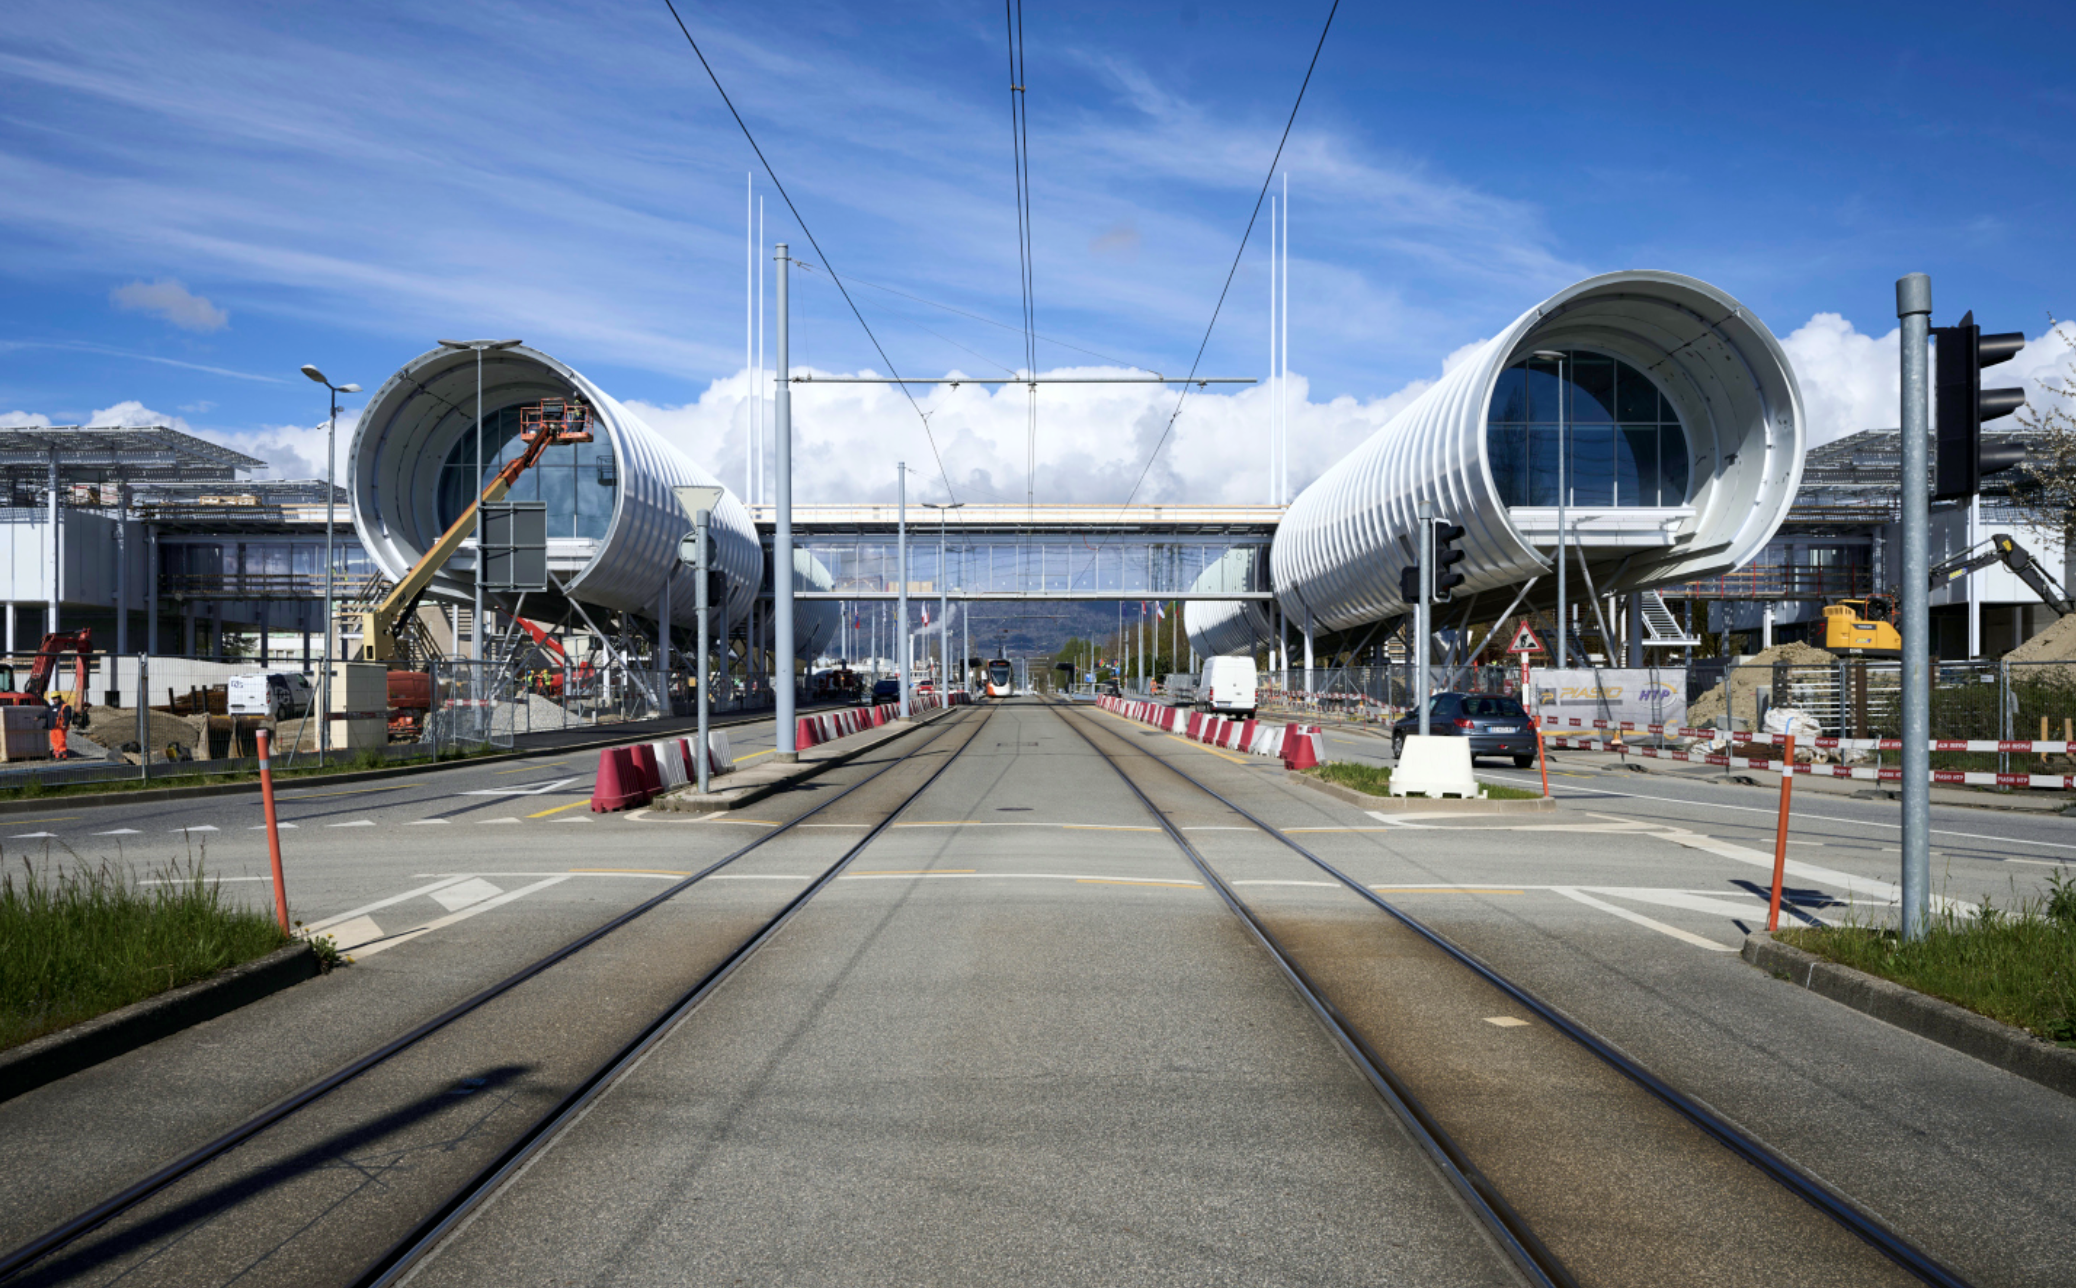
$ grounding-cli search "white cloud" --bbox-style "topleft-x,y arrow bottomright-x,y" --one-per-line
0,411 -> 53,428
1780,313 -> 2076,447
627,363 -> 1430,507
109,278 -> 229,332
69,399 -> 351,480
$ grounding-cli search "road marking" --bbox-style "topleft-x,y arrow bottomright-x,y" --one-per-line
10,831 -> 58,838
551,817 -> 592,823
345,875 -> 571,957
1373,887 -> 1526,895
248,823 -> 299,829
573,867 -> 693,876
93,828 -> 142,835
303,875 -> 484,933
528,799 -> 590,819
850,869 -> 978,876
327,820 -> 376,828
1158,732 -> 1252,765
1485,1016 -> 1531,1028
279,785 -> 409,799
3,817 -> 78,824
173,825 -> 219,833
1479,770 -> 2076,856
429,877 -> 504,911
496,761 -> 574,773
462,777 -> 579,797
479,817 -> 523,824
1076,878 -> 1198,889
408,819 -> 451,825
732,748 -> 775,763
1230,879 -> 1343,888
316,915 -> 383,948
1548,886 -> 1735,951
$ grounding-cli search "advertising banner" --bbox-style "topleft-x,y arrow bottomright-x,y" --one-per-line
1529,668 -> 1686,734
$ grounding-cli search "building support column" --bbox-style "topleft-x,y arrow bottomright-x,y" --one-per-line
46,449 -> 60,638
146,526 -> 159,655
1627,593 -> 1642,667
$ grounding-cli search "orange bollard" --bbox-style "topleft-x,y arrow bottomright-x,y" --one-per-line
256,729 -> 291,934
1767,733 -> 1796,931
1535,725 -> 1550,798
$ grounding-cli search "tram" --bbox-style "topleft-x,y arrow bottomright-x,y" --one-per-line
984,658 -> 1015,698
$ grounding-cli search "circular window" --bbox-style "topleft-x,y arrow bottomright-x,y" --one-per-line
1486,351 -> 1690,507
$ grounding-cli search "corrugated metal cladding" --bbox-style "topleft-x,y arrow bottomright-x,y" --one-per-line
1265,270 -> 1805,639
1182,547 -> 1274,658
350,345 -> 760,628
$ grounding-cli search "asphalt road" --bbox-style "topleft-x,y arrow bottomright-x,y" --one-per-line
4,698 -> 2073,1285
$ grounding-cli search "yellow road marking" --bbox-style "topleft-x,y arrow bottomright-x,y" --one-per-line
527,799 -> 591,818
571,867 -> 693,876
849,869 -> 977,876
1075,878 -> 1199,888
733,748 -> 775,763
4,816 -> 79,823
284,784 -> 409,798
497,761 -> 572,773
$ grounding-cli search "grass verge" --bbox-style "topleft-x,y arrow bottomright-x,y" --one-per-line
1305,760 -> 1544,801
0,858 -> 292,1052
1777,871 -> 2076,1045
0,743 -> 502,803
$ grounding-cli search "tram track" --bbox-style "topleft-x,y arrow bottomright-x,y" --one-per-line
0,704 -> 995,1288
1051,697 -> 1971,1288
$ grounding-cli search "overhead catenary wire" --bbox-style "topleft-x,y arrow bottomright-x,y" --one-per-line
660,0 -> 958,503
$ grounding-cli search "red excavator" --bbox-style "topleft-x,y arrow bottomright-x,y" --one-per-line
0,629 -> 95,726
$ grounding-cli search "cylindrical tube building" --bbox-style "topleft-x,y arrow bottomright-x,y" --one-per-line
350,345 -> 764,636
1267,270 -> 1805,636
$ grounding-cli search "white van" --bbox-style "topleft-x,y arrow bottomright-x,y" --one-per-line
1195,657 -> 1257,717
228,672 -> 315,720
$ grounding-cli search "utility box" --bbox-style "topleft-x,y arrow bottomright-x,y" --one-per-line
0,706 -> 48,761
330,662 -> 389,752
480,501 -> 549,592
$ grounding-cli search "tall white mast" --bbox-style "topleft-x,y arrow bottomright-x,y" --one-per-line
1280,170 -> 1289,508
756,195 -> 766,506
1269,195 -> 1279,506
746,173 -> 754,502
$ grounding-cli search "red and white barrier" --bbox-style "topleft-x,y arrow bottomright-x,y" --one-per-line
1540,733 -> 2076,789
1537,716 -> 2076,756
1097,696 -> 1313,767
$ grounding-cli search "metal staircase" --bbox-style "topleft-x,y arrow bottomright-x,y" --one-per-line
334,574 -> 442,666
1638,589 -> 1700,648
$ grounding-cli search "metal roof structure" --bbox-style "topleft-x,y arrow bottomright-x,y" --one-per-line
1791,427 -> 2039,526
0,424 -> 265,474
748,502 -> 1282,535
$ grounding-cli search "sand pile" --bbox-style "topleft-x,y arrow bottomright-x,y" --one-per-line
82,705 -> 210,756
2007,613 -> 2076,663
1686,640 -> 1836,730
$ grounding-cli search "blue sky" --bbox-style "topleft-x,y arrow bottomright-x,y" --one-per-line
0,0 -> 2070,500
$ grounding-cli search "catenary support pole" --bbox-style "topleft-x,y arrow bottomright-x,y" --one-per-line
695,508 -> 711,794
1417,501 -> 1433,736
773,243 -> 796,759
896,462 -> 910,719
1898,272 -> 1932,940
46,449 -> 59,637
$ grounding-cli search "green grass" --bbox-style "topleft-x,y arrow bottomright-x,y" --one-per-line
0,743 -> 504,803
1,857 -> 292,1051
1305,760 -> 1544,801
1777,870 -> 2076,1044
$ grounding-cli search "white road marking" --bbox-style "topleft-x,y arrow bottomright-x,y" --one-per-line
479,817 -> 523,824
347,875 -> 572,958
316,915 -> 382,948
551,817 -> 592,823
301,875 -> 485,933
1480,771 -> 2076,855
248,823 -> 299,830
10,831 -> 57,838
327,820 -> 377,828
1548,886 -> 1736,951
429,877 -> 504,911
1585,886 -> 1826,923
408,819 -> 451,825
174,825 -> 219,833
94,828 -> 141,835
460,777 -> 579,797
1484,1016 -> 1531,1028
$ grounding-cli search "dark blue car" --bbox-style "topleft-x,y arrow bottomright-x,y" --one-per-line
1391,693 -> 1536,767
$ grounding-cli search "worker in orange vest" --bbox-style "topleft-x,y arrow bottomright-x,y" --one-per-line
47,699 -> 69,760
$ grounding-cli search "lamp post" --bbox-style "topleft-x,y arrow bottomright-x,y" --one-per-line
299,365 -> 361,761
921,501 -> 963,692
1533,349 -> 1569,668
436,339 -> 523,665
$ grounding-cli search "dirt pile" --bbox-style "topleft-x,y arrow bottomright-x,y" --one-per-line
81,705 -> 210,756
1686,640 -> 1837,731
2007,613 -> 2076,663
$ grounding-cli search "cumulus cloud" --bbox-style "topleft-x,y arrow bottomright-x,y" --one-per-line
0,411 -> 54,428
1780,312 -> 2076,447
109,278 -> 228,332
626,363 -> 1432,507
31,399 -> 352,481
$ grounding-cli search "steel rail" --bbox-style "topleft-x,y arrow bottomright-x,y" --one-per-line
0,707 -> 980,1283
1057,700 -> 1975,1288
351,703 -> 995,1286
1048,702 -> 1575,1288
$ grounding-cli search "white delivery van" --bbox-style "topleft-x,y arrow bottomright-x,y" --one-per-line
228,672 -> 315,720
1195,657 -> 1257,717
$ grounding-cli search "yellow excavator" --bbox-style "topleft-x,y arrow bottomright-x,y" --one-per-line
359,397 -> 594,663
1822,532 -> 2073,656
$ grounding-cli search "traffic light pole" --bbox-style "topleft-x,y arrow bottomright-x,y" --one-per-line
695,508 -> 711,795
1417,501 -> 1433,737
1897,272 -> 1932,941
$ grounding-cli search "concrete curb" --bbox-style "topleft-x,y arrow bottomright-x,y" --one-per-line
0,941 -> 321,1104
1285,771 -> 1556,812
654,704 -> 964,814
0,705 -> 821,817
1742,932 -> 2076,1099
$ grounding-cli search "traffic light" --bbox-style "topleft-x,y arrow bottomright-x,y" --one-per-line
1399,563 -> 1420,604
1933,310 -> 2027,501
1431,521 -> 1467,604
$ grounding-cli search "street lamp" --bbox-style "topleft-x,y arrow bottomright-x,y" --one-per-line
921,501 -> 963,692
1533,349 -> 1569,668
436,339 -> 523,664
300,364 -> 361,762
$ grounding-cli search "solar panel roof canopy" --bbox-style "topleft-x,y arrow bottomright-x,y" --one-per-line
0,424 -> 266,473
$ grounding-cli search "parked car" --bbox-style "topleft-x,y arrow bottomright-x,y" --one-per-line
1390,693 -> 1536,766
1195,657 -> 1257,717
227,671 -> 314,721
870,678 -> 902,703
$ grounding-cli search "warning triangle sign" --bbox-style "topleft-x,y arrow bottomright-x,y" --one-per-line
1505,620 -> 1544,654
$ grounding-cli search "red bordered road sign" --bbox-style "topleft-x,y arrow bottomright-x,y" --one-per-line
1505,618 -> 1544,654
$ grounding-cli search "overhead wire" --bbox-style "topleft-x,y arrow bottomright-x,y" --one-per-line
659,0 -> 958,503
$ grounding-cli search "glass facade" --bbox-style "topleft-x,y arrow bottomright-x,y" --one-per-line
1486,351 -> 1691,507
771,535 -> 1270,596
436,406 -> 617,539
161,539 -> 377,596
